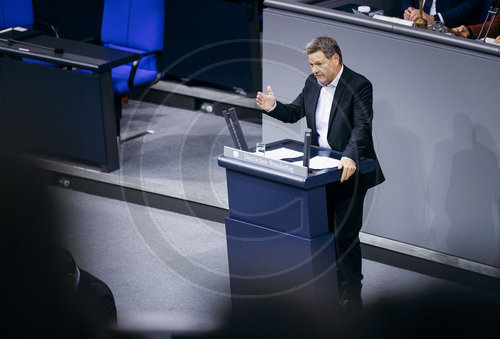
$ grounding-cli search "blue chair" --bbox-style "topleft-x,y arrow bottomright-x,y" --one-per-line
102,0 -> 164,95
0,0 -> 59,67
0,0 -> 33,29
0,0 -> 59,36
100,0 -> 164,136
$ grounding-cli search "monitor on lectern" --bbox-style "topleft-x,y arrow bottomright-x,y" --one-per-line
223,107 -> 249,152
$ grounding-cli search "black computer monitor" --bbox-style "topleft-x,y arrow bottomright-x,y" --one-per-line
223,107 -> 249,152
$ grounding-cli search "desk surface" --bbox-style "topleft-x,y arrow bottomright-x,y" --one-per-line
0,32 -> 138,72
219,139 -> 375,189
264,0 -> 500,57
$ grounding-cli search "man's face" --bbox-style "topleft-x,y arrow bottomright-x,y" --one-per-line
308,50 -> 341,86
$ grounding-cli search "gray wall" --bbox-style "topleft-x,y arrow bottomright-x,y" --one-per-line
262,8 -> 500,268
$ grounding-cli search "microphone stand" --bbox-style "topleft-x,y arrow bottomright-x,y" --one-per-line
0,37 -> 63,53
413,0 -> 428,29
477,0 -> 499,41
302,128 -> 312,170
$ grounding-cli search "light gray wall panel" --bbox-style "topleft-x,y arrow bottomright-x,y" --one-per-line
263,8 -> 500,267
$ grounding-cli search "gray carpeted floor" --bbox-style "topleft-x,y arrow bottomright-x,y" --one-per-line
53,184 -> 230,331
116,100 -> 261,208
52,186 -> 500,334
46,100 -> 500,335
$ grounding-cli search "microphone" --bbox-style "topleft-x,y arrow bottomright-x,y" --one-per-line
302,128 -> 312,170
484,0 -> 500,39
477,0 -> 499,41
413,0 -> 428,29
0,37 -> 64,54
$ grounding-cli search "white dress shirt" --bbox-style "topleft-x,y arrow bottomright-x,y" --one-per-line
427,0 -> 437,15
425,0 -> 445,24
75,267 -> 81,289
315,65 -> 343,149
266,64 -> 353,162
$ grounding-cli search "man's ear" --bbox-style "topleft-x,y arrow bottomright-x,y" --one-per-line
333,53 -> 340,65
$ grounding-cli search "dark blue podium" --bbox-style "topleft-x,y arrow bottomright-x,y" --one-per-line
218,139 -> 375,317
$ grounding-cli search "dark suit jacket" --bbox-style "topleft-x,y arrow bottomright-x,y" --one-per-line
266,66 -> 384,190
78,269 -> 117,326
401,0 -> 482,27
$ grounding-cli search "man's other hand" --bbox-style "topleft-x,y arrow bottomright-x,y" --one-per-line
452,25 -> 470,38
256,86 -> 276,111
494,35 -> 500,44
338,157 -> 356,183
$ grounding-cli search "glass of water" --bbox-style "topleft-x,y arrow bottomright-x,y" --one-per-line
432,21 -> 444,33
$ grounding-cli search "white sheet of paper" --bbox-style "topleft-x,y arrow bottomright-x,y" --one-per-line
291,156 -> 340,170
260,147 -> 303,160
484,37 -> 499,45
1,27 -> 28,34
372,14 -> 414,27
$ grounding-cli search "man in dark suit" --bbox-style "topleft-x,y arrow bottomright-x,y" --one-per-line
256,36 -> 384,315
402,0 -> 482,28
57,247 -> 117,326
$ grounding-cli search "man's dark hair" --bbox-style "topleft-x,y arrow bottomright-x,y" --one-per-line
54,247 -> 77,276
305,36 -> 343,64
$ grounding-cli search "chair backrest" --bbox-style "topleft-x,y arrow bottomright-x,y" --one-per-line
0,0 -> 34,29
101,0 -> 164,53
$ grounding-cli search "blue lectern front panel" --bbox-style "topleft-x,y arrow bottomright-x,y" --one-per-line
225,217 -> 338,301
226,170 -> 329,239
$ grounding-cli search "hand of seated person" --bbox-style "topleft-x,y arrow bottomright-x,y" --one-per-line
494,35 -> 500,44
403,7 -> 416,20
452,25 -> 470,38
408,8 -> 435,24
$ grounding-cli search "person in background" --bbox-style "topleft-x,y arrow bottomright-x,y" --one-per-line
55,247 -> 118,327
452,13 -> 500,43
0,156 -> 107,338
402,0 -> 482,28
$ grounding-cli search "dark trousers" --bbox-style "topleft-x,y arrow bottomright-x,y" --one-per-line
326,179 -> 367,297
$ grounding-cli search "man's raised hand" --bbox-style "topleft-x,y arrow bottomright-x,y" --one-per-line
256,86 -> 276,111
